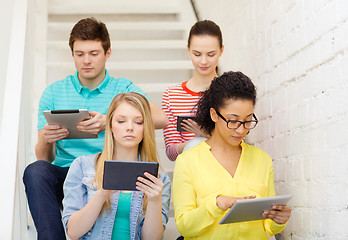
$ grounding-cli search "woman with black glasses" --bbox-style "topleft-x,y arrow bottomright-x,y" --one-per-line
172,71 -> 291,239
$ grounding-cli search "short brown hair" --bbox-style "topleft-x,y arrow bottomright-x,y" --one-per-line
69,17 -> 111,54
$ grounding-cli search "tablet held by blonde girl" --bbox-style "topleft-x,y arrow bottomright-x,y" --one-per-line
62,92 -> 171,240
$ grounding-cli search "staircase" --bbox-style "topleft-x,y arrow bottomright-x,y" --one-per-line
27,0 -> 197,239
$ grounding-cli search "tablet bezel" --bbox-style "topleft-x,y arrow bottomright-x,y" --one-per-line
43,109 -> 97,139
219,195 -> 292,224
102,161 -> 159,191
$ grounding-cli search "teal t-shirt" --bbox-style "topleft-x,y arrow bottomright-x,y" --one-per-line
37,70 -> 149,167
111,192 -> 132,239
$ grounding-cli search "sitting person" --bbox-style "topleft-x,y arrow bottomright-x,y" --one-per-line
62,92 -> 171,240
173,71 -> 291,239
23,17 -> 168,239
162,20 -> 224,161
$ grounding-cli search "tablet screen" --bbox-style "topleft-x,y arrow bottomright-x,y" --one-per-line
102,161 -> 159,191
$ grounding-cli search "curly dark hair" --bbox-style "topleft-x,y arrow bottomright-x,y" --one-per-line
195,71 -> 257,135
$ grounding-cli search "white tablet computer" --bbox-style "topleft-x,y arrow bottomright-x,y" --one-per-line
103,161 -> 159,191
43,109 -> 98,139
219,195 -> 292,224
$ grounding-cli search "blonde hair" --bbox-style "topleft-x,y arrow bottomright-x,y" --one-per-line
95,92 -> 158,212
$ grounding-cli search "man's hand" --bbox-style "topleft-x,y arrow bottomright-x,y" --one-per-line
42,124 -> 69,143
36,126 -> 67,162
76,111 -> 106,135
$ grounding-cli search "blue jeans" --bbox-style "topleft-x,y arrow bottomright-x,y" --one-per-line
23,160 -> 69,240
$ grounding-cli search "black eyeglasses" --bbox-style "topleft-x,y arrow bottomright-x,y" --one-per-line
215,110 -> 258,130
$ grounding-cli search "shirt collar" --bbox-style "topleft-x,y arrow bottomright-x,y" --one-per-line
72,69 -> 111,93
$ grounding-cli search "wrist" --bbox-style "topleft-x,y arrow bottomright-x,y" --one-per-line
97,189 -> 111,200
147,197 -> 162,205
216,195 -> 226,210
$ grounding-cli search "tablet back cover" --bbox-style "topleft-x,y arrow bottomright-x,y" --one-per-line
103,161 -> 159,191
43,109 -> 97,139
219,195 -> 292,224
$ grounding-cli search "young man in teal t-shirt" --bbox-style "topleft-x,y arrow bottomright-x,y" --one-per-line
23,18 -> 168,240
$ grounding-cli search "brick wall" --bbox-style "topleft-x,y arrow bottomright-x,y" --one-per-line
193,0 -> 348,239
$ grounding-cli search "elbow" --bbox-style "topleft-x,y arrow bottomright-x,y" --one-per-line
67,229 -> 80,240
163,116 -> 169,128
155,115 -> 169,129
165,148 -> 177,162
175,216 -> 197,238
66,220 -> 83,240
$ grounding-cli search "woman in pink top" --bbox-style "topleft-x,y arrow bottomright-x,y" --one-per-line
162,20 -> 224,161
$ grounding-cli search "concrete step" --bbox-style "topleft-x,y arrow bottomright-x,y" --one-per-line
48,0 -> 181,22
48,0 -> 181,15
48,13 -> 180,23
47,40 -> 189,61
136,82 -> 180,105
46,60 -> 193,85
46,67 -> 192,89
47,60 -> 192,70
47,22 -> 188,41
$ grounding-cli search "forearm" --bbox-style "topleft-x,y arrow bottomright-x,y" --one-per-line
141,199 -> 164,240
67,190 -> 107,240
149,102 -> 169,129
173,159 -> 224,237
175,195 -> 224,237
35,135 -> 54,162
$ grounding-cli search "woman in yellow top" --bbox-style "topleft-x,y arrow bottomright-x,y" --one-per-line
173,71 -> 291,239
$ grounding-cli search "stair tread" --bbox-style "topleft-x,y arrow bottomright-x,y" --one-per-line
47,60 -> 193,70
48,40 -> 188,49
48,1 -> 180,15
48,21 -> 188,30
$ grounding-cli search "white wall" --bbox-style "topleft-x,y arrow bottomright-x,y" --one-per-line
0,0 -> 14,130
193,0 -> 348,239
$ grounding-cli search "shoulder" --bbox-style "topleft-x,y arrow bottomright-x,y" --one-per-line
39,76 -> 73,102
47,75 -> 73,89
108,76 -> 147,95
176,141 -> 207,167
70,153 -> 99,173
109,76 -> 133,87
41,76 -> 73,94
165,82 -> 185,94
242,142 -> 272,164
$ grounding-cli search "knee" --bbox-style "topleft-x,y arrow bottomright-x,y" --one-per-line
23,160 -> 53,185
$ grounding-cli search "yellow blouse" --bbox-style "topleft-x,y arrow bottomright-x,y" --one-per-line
173,141 -> 286,239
